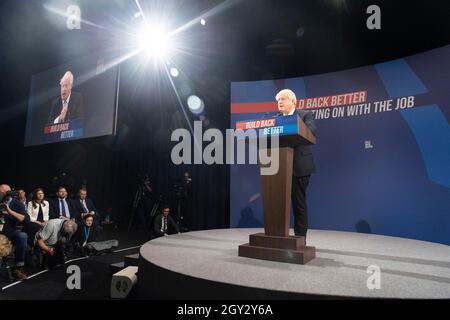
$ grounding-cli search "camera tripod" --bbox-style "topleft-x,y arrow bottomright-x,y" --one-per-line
127,185 -> 161,231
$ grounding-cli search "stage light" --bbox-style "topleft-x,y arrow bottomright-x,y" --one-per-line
200,19 -> 206,26
135,25 -> 171,58
187,95 -> 204,114
170,67 -> 179,77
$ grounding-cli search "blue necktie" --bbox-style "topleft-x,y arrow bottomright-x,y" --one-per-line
60,199 -> 67,217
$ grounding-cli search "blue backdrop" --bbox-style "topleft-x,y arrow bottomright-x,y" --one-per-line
230,45 -> 450,245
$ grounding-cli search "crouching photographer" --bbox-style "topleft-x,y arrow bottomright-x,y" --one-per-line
35,219 -> 77,269
0,184 -> 30,280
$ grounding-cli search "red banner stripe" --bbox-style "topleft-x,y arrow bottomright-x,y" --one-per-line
231,102 -> 277,114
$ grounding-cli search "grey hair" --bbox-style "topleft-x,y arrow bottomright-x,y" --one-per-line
0,234 -> 12,257
275,89 -> 297,104
63,220 -> 78,237
60,71 -> 74,87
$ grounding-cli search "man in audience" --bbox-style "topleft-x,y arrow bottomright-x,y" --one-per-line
49,186 -> 79,221
17,189 -> 28,214
153,205 -> 180,239
0,184 -> 30,280
35,219 -> 78,268
74,188 -> 100,226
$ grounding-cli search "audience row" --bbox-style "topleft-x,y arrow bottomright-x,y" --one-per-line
0,184 -> 101,281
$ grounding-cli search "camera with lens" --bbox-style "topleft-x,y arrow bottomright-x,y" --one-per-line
1,190 -> 20,200
0,190 -> 20,211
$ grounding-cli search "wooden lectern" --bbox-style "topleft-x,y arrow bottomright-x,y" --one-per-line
236,113 -> 316,264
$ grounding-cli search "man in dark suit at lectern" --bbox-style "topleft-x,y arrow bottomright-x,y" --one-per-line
276,89 -> 317,240
47,71 -> 83,124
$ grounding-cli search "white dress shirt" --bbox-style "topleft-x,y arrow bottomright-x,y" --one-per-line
58,198 -> 71,219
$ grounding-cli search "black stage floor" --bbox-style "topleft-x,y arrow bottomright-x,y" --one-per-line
0,225 -> 148,300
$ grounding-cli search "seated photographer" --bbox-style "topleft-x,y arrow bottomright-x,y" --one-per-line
25,188 -> 50,244
74,213 -> 119,256
73,213 -> 97,253
153,205 -> 180,238
34,219 -> 78,268
49,186 -> 79,221
74,188 -> 100,226
0,184 -> 30,280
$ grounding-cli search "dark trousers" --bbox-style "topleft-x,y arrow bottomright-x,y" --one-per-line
5,231 -> 28,266
291,175 -> 310,237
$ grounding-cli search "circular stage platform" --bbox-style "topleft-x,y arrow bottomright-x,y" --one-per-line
138,228 -> 450,299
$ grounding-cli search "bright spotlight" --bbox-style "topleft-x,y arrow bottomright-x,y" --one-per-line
170,67 -> 179,77
187,95 -> 204,114
136,25 -> 171,58
200,19 -> 206,26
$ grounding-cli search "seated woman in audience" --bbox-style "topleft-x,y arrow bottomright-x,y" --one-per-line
26,188 -> 50,243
